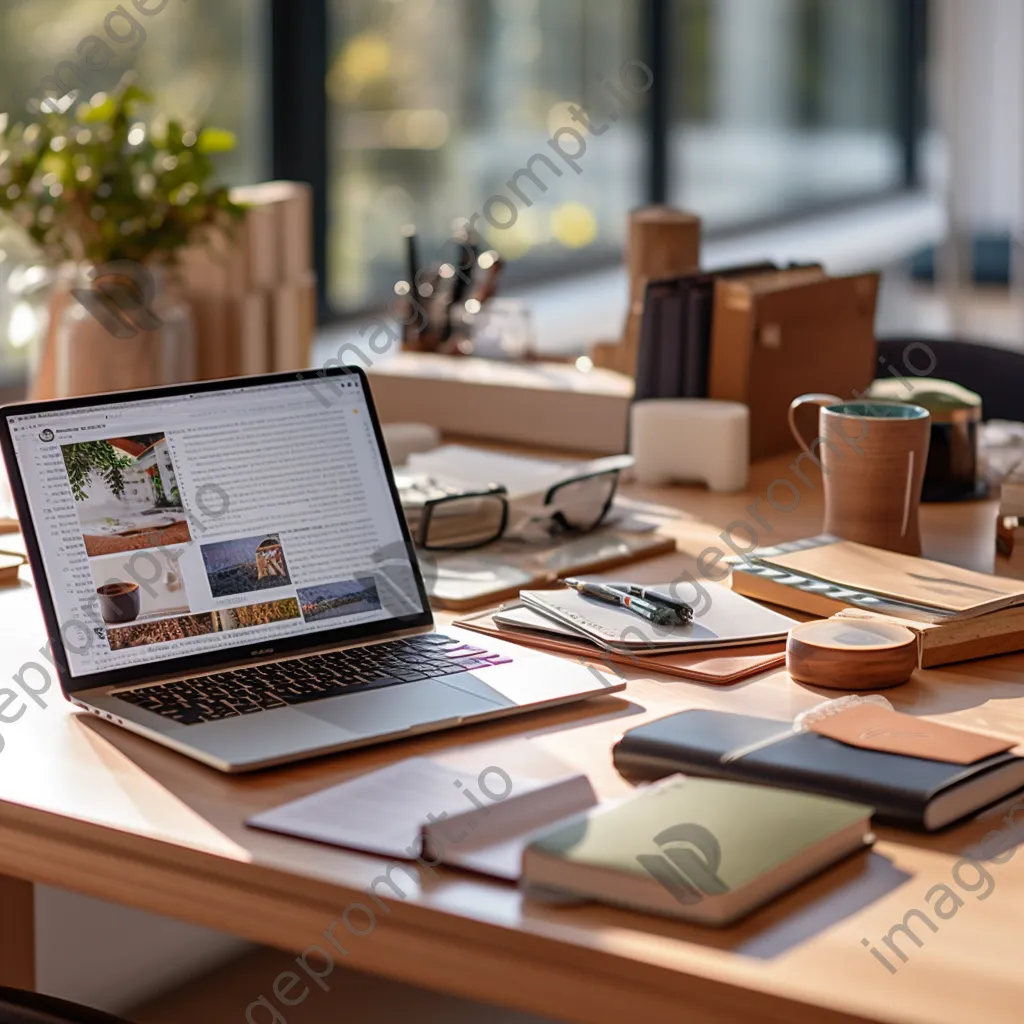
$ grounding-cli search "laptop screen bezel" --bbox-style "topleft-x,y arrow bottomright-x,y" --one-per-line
0,365 -> 435,695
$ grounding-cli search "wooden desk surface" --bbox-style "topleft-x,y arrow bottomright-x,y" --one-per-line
0,454 -> 1021,1024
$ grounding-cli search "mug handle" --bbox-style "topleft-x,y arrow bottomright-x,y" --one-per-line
788,393 -> 842,455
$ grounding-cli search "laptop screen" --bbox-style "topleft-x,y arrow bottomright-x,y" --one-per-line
4,373 -> 427,682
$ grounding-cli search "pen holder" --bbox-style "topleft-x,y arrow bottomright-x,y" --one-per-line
630,399 -> 749,492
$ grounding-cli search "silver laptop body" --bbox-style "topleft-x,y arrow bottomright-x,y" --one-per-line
0,368 -> 623,772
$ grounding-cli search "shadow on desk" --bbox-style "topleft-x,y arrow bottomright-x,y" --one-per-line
787,657 -> 1024,718
70,691 -> 642,834
73,697 -> 910,964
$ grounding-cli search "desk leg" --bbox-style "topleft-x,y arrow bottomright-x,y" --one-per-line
0,876 -> 34,990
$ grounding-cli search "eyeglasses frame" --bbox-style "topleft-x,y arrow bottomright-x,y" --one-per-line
417,467 -> 621,551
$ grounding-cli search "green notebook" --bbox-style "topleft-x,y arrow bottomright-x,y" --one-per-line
521,775 -> 873,926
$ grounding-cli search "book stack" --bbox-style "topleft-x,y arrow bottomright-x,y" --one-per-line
729,534 -> 1024,667
178,180 -> 315,380
633,260 -> 810,403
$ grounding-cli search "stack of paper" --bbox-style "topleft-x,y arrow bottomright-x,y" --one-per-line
456,603 -> 787,685
515,580 -> 796,655
247,756 -> 599,882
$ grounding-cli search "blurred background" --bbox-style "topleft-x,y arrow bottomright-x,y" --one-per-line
0,0 -> 930,322
6,0 -> 1022,380
3,1 -> 1024,1018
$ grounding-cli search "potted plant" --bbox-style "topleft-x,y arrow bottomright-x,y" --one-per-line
0,76 -> 243,398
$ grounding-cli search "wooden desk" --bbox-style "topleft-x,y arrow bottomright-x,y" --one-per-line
0,455 -> 1021,1024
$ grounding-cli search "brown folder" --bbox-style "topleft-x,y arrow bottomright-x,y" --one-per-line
454,608 -> 786,685
708,271 -> 879,460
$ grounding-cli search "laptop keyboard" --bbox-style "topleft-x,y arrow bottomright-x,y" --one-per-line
114,634 -> 512,726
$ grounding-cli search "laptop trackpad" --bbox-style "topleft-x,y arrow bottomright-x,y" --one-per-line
297,679 -> 505,735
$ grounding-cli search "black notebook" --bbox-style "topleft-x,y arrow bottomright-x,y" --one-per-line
634,262 -> 782,403
613,710 -> 1024,831
635,278 -> 687,401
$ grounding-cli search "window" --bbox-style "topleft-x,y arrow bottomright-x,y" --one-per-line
0,0 -> 268,185
1,0 -> 926,344
321,0 -> 924,315
326,0 -> 645,311
668,0 -> 914,228
0,0 -> 269,384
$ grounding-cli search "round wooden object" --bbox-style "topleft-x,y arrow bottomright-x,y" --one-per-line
786,619 -> 918,691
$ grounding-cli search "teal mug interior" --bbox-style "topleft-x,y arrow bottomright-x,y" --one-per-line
825,401 -> 929,420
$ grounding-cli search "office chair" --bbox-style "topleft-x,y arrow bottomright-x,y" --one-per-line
0,988 -> 129,1024
877,336 -> 1024,422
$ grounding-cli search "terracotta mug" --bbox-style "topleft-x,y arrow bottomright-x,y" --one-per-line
788,394 -> 931,555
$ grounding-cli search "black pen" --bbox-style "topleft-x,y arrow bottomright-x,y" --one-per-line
441,231 -> 474,342
607,584 -> 693,622
560,578 -> 680,627
402,224 -> 419,298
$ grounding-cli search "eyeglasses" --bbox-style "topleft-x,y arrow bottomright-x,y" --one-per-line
413,466 -> 622,551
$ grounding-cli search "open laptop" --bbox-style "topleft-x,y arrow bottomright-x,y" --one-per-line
0,367 -> 623,772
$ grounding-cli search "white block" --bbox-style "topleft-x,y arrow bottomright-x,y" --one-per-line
382,422 -> 441,466
630,399 -> 749,492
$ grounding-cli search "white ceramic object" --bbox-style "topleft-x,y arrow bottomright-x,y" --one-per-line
630,399 -> 749,492
381,422 -> 442,466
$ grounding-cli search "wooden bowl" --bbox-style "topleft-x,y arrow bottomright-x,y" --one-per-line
786,619 -> 919,691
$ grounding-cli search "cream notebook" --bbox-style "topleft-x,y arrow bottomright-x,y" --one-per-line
518,581 -> 796,654
757,535 -> 1024,620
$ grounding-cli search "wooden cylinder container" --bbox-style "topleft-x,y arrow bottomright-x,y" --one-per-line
787,618 -> 919,691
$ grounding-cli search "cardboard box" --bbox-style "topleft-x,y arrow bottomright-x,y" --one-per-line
270,272 -> 317,372
230,181 -> 313,285
233,293 -> 270,376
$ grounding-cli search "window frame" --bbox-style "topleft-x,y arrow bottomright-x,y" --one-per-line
272,0 -> 929,325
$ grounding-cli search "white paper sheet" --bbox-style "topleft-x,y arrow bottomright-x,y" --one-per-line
520,580 -> 797,652
405,446 -> 630,500
247,756 -> 597,881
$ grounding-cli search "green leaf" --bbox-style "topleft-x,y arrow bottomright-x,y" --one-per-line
196,127 -> 237,154
81,97 -> 117,124
121,85 -> 154,109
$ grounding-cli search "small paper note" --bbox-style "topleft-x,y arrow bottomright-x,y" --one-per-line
807,703 -> 1016,764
